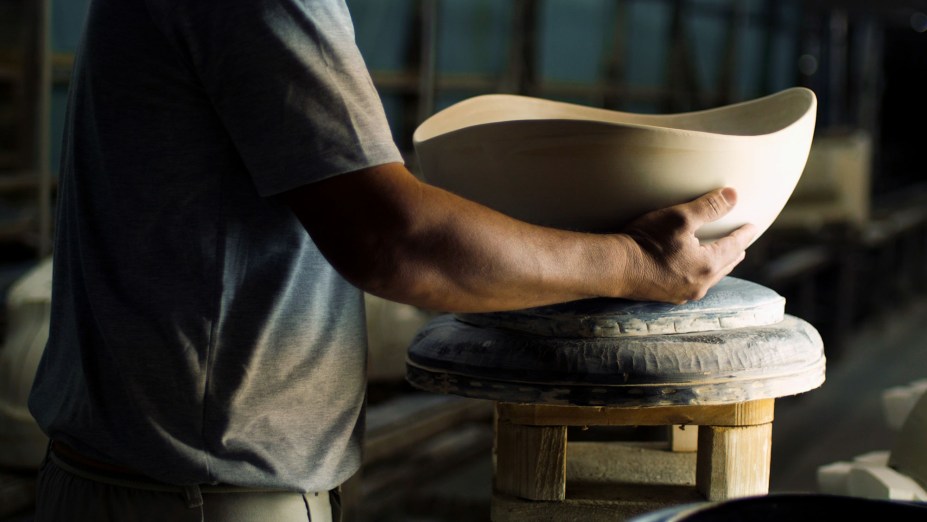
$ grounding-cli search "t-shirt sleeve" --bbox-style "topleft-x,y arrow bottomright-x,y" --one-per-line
145,0 -> 403,196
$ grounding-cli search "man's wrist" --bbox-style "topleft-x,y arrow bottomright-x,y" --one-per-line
590,233 -> 641,300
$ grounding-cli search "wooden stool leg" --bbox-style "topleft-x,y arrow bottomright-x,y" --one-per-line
669,425 -> 698,452
695,423 -> 772,501
494,414 -> 567,501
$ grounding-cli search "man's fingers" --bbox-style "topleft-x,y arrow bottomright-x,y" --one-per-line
697,241 -> 747,294
678,187 -> 738,230
706,223 -> 758,262
701,250 -> 745,292
720,250 -> 746,277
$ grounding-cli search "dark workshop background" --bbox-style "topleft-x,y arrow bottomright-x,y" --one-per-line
2,0 -> 927,521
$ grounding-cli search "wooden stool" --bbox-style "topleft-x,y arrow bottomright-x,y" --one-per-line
406,278 -> 825,521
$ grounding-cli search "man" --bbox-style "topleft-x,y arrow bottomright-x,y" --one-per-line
28,0 -> 755,520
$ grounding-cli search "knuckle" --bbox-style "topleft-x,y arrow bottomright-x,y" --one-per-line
704,195 -> 724,217
683,281 -> 709,302
662,208 -> 689,230
677,264 -> 715,302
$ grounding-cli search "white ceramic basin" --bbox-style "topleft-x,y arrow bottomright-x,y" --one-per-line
414,87 -> 816,241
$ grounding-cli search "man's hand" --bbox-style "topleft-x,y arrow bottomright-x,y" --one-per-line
615,187 -> 757,304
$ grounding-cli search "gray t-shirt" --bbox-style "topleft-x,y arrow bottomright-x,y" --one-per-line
28,0 -> 402,492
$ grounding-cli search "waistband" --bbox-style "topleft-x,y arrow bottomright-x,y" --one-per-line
47,440 -> 326,511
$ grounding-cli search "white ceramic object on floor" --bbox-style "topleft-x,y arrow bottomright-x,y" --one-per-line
891,389 -> 927,493
817,461 -> 853,495
816,455 -> 927,501
847,466 -> 927,502
0,257 -> 52,469
414,87 -> 817,241
882,379 -> 927,431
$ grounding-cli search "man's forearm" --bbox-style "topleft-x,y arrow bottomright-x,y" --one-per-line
282,162 -> 754,312
371,179 -> 636,311
284,163 -> 634,312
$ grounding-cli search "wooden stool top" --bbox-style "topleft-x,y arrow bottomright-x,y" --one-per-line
406,278 -> 824,407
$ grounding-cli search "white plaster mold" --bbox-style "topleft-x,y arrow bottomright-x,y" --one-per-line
414,87 -> 817,242
0,257 -> 52,469
815,378 -> 927,502
890,387 -> 927,495
882,379 -> 927,431
816,461 -> 853,496
854,450 -> 891,467
847,466 -> 927,502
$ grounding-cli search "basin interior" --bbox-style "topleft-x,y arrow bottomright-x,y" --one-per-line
414,87 -> 815,143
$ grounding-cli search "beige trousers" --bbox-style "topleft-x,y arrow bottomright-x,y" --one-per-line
34,450 -> 340,522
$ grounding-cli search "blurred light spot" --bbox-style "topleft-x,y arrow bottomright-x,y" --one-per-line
912,12 -> 927,33
798,54 -> 818,76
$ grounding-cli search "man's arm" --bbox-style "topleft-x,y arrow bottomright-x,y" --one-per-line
280,162 -> 756,312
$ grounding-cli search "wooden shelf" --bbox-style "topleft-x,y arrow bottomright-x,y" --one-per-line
0,171 -> 51,192
0,211 -> 36,243
0,152 -> 19,171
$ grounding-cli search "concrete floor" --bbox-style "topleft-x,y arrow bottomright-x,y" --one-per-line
769,297 -> 927,493
3,298 -> 926,521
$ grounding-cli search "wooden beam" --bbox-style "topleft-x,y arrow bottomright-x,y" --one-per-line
718,0 -> 747,104
364,394 -> 492,465
0,172 -> 50,192
503,0 -> 539,96
666,0 -> 700,111
497,399 -> 775,428
696,423 -> 772,501
601,0 -> 628,109
494,415 -> 567,501
415,0 -> 438,123
669,424 -> 699,452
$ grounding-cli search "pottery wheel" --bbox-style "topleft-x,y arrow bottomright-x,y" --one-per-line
406,277 -> 825,407
455,276 -> 785,337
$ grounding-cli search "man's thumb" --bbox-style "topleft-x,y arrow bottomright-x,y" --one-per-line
688,187 -> 737,226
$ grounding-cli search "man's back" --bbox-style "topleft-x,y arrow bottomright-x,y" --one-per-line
29,0 -> 402,492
